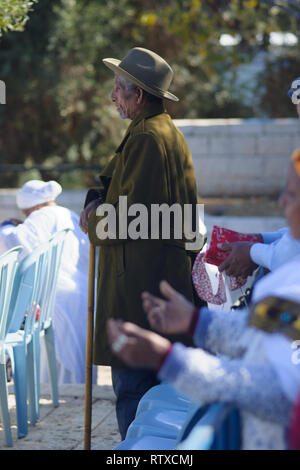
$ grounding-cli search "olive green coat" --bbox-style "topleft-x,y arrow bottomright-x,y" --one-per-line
87,101 -> 199,366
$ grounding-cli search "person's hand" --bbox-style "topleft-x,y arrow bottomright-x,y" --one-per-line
142,280 -> 195,335
107,319 -> 171,370
79,199 -> 101,234
218,241 -> 258,278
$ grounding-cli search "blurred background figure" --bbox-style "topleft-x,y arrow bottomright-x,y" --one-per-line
0,180 -> 94,384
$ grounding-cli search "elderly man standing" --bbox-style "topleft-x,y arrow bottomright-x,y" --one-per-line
80,47 -> 201,439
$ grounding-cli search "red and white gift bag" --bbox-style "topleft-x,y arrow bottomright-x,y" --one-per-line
192,226 -> 262,305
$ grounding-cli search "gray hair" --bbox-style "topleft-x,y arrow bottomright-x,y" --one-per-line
117,75 -> 163,104
118,75 -> 137,97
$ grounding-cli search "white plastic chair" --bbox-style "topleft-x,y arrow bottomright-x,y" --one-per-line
5,241 -> 51,439
0,246 -> 23,446
34,228 -> 70,421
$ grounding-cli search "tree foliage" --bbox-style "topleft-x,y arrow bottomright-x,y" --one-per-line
133,0 -> 300,117
0,0 -> 37,35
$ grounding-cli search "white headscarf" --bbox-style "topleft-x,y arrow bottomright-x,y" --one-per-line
17,180 -> 62,209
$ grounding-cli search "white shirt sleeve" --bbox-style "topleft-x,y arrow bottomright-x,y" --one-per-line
260,227 -> 288,244
250,229 -> 300,271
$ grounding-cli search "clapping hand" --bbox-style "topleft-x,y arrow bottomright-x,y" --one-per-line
107,319 -> 171,370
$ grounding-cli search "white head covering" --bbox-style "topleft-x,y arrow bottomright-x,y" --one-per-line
17,180 -> 62,209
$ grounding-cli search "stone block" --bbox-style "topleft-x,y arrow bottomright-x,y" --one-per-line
210,136 -> 256,156
187,136 -> 210,156
257,135 -> 295,156
195,156 -> 265,196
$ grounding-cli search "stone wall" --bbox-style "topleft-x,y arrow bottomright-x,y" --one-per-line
175,117 -> 300,197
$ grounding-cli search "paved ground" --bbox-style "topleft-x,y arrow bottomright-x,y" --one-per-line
0,367 -> 121,450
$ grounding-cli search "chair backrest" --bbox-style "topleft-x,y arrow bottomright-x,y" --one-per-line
7,241 -> 51,337
176,403 -> 241,450
38,228 -> 70,330
0,247 -> 23,350
7,229 -> 70,337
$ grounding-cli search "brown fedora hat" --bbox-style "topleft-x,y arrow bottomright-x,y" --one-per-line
102,47 -> 179,102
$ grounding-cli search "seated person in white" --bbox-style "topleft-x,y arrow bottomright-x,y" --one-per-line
0,180 -> 93,384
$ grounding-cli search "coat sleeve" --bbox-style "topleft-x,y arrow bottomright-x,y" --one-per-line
88,132 -> 169,246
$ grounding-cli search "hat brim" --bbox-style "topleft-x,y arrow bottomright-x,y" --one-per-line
102,58 -> 179,102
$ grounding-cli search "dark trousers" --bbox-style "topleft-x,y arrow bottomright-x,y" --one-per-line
111,366 -> 160,440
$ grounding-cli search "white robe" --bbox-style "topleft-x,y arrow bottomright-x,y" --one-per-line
0,205 -> 93,384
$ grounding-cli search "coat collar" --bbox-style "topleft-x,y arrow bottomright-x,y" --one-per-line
128,101 -> 166,131
115,101 -> 166,153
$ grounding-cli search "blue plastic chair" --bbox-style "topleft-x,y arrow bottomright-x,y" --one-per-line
135,383 -> 191,416
114,401 -> 204,450
0,246 -> 23,447
4,229 -> 69,440
115,402 -> 240,450
123,383 -> 192,441
5,241 -> 51,439
177,404 -> 241,450
34,228 -> 70,421
126,402 -> 199,441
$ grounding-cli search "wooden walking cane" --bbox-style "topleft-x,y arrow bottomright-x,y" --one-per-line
84,242 -> 96,450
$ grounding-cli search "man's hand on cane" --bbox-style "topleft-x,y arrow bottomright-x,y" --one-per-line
80,199 -> 102,234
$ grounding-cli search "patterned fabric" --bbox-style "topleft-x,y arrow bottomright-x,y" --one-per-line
249,296 -> 300,340
192,253 -> 227,305
192,226 -> 262,305
192,253 -> 247,305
